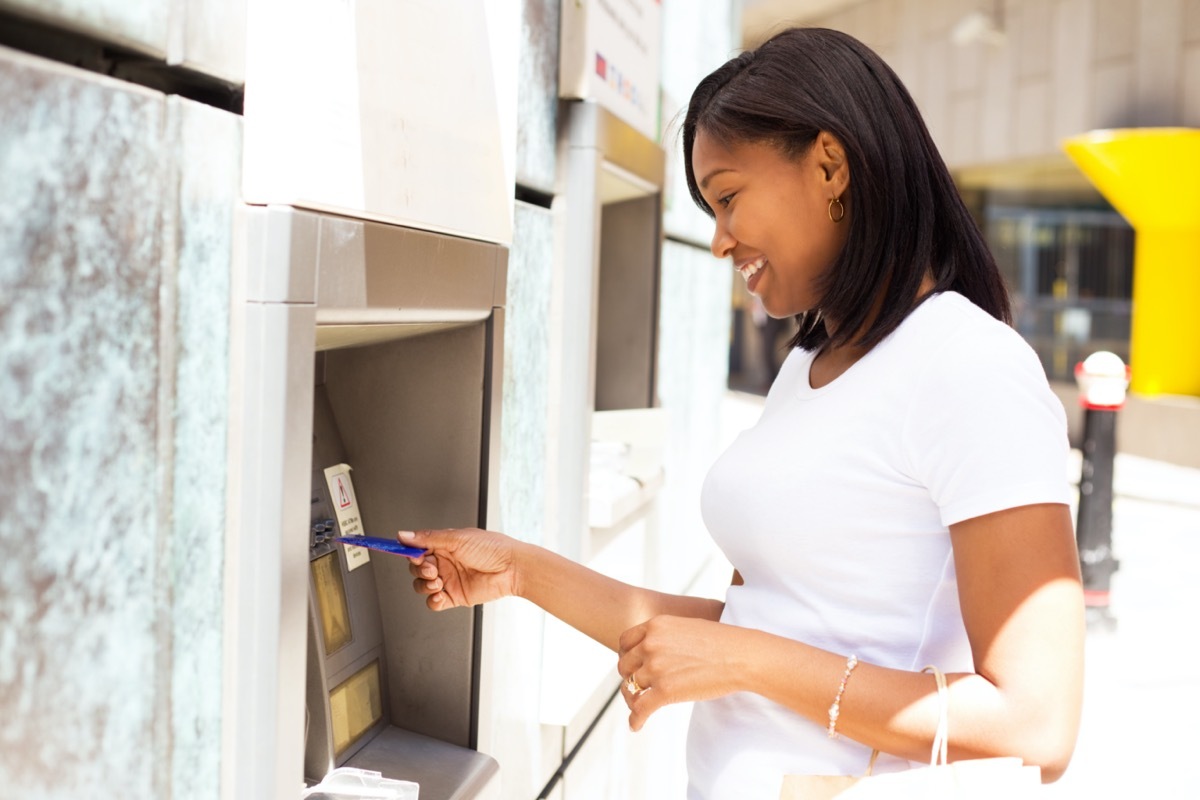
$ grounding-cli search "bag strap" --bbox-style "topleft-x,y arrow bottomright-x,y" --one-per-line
922,665 -> 950,767
861,664 -> 949,776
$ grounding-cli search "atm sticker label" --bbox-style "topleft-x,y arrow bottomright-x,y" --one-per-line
323,463 -> 370,571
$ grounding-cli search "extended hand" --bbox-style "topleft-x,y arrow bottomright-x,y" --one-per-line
402,528 -> 518,610
617,615 -> 751,732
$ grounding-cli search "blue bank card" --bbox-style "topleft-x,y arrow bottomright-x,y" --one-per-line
334,536 -> 427,559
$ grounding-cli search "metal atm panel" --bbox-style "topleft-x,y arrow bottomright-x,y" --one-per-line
249,206 -> 503,797
321,323 -> 486,747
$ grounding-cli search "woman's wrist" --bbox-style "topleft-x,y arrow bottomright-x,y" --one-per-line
731,627 -> 829,719
506,536 -> 535,601
719,625 -> 773,695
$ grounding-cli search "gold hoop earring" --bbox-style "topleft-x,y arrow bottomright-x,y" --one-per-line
828,196 -> 845,223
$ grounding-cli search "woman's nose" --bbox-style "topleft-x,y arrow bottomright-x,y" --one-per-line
710,222 -> 735,260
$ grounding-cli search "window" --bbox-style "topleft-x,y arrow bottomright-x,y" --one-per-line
986,207 -> 1134,382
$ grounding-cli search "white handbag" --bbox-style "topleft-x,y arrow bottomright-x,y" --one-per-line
780,666 -> 1042,799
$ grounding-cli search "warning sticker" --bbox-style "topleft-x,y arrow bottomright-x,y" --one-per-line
323,463 -> 370,571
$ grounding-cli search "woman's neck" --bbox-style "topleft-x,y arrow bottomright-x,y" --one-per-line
810,273 -> 936,389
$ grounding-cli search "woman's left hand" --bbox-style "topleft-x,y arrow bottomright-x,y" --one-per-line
617,615 -> 750,731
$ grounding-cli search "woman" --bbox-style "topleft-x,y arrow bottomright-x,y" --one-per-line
400,28 -> 1084,799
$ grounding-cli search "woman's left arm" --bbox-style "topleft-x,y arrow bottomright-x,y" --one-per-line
942,502 -> 1085,776
618,502 -> 1084,781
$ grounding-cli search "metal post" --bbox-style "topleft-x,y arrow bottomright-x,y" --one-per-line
1073,352 -> 1130,632
1076,406 -> 1119,630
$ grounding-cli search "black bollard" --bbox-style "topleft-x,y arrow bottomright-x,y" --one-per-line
1076,406 -> 1119,630
1073,352 -> 1129,633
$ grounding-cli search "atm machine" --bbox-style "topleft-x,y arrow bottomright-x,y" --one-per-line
236,206 -> 506,798
229,3 -> 513,798
276,209 -> 507,796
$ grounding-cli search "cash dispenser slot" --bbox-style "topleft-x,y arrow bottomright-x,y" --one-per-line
273,207 -> 503,798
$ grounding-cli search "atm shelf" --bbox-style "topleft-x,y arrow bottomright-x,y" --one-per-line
342,726 -> 499,800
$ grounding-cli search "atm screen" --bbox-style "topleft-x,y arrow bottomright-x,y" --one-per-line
311,551 -> 352,655
329,659 -> 384,755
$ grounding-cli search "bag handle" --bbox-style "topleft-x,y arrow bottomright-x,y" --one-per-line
922,665 -> 950,767
862,665 -> 948,776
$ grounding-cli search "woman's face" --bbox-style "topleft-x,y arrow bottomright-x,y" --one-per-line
691,129 -> 850,318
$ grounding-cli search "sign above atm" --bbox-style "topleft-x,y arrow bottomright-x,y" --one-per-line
243,0 -> 513,246
560,0 -> 663,140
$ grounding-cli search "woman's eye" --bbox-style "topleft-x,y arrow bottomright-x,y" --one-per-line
717,193 -> 735,208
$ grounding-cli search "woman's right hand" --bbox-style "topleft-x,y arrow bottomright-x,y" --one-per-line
401,528 -> 519,610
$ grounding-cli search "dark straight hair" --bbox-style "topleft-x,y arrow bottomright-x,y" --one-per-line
683,27 -> 1010,352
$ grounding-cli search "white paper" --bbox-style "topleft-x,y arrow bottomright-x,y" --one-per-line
324,463 -> 370,571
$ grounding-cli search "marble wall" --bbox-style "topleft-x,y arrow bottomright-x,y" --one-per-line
0,0 -> 246,83
487,200 -> 562,800
0,48 -> 239,799
654,240 -> 735,591
653,0 -> 741,591
515,0 -> 560,195
500,201 -> 555,548
660,0 -> 742,247
169,98 -> 241,800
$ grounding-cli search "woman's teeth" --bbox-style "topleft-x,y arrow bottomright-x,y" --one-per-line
739,258 -> 765,282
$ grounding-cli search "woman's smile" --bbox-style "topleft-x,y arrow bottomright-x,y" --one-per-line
691,130 -> 851,318
737,256 -> 767,293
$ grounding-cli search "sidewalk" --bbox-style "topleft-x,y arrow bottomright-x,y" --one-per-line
721,391 -> 1200,796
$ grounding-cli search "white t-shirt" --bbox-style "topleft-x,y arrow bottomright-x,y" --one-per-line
686,292 -> 1071,799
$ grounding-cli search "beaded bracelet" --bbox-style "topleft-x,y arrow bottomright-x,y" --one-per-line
827,654 -> 859,739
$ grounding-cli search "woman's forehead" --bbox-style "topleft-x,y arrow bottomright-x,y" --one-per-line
691,130 -> 803,178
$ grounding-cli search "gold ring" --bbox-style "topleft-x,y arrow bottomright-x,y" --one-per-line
624,674 -> 644,695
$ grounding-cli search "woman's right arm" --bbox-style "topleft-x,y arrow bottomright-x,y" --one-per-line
401,528 -> 724,653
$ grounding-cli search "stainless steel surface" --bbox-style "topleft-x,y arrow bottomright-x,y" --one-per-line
595,194 -> 662,411
307,383 -> 392,769
320,324 -> 488,749
564,102 -> 666,194
345,726 -> 499,800
314,212 -> 506,315
244,204 -> 319,304
557,101 -> 665,556
250,204 -> 506,790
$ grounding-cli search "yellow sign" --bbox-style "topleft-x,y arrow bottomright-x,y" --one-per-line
1063,128 -> 1200,397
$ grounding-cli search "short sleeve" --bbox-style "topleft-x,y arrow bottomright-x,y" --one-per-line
901,321 -> 1072,527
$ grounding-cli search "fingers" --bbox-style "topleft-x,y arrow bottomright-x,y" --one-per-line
618,622 -> 647,656
408,553 -> 447,610
402,529 -> 471,612
621,670 -> 646,697
620,673 -> 666,732
407,552 -> 440,581
618,621 -> 650,726
410,571 -> 443,595
396,532 -> 424,551
619,649 -> 654,731
409,574 -> 451,611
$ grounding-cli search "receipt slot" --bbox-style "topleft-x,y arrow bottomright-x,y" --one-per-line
244,206 -> 505,798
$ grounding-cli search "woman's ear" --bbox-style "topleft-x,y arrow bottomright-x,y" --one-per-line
815,131 -> 850,196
